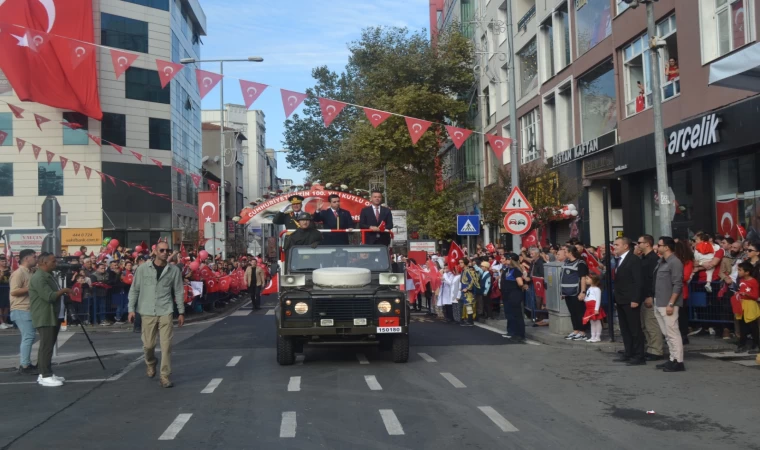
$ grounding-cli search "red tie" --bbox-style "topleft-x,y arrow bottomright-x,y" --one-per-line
333,209 -> 338,218
375,207 -> 380,222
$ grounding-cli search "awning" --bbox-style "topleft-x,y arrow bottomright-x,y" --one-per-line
708,42 -> 760,92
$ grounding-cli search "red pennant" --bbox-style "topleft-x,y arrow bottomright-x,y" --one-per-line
130,150 -> 144,162
7,103 -> 24,119
95,170 -> 106,182
207,179 -> 219,191
444,125 -> 473,150
174,167 -> 185,176
404,117 -> 432,145
363,108 -> 392,128
88,134 -> 102,146
25,30 -> 49,53
32,145 -> 42,160
485,134 -> 512,160
190,173 -> 201,187
84,166 -> 92,180
59,156 -> 68,170
68,40 -> 96,70
150,158 -> 163,169
196,69 -> 223,100
110,49 -> 139,80
239,80 -> 268,109
106,174 -> 117,186
0,131 -> 6,146
155,59 -> 185,88
280,89 -> 307,118
45,150 -> 55,164
318,98 -> 348,127
72,161 -> 81,175
61,121 -> 82,130
15,138 -> 25,153
34,114 -> 50,130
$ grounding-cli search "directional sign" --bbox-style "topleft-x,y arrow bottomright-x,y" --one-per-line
501,186 -> 533,212
457,215 -> 480,236
503,211 -> 532,235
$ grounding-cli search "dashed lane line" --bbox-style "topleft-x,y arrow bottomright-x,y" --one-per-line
379,409 -> 404,435
201,378 -> 223,394
288,376 -> 301,392
418,352 -> 437,362
280,412 -> 297,438
158,413 -> 193,440
107,355 -> 145,381
364,375 -> 382,391
473,322 -> 541,345
231,310 -> 252,316
226,356 -> 242,367
478,406 -> 519,432
440,372 -> 466,388
265,309 -> 275,316
356,353 -> 370,365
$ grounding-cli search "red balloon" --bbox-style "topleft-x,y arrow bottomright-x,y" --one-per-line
134,245 -> 143,253
132,251 -> 138,259
189,261 -> 200,271
199,250 -> 209,260
74,251 -> 83,257
108,239 -> 120,248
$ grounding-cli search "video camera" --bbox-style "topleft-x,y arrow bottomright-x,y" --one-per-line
55,257 -> 82,276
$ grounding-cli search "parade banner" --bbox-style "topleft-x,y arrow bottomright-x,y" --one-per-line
237,190 -> 371,228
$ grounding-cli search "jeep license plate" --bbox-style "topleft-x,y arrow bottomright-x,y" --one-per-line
376,326 -> 402,334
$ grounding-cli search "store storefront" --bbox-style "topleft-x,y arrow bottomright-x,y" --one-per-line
613,95 -> 760,241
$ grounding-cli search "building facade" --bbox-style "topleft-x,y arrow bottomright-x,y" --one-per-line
0,0 -> 206,252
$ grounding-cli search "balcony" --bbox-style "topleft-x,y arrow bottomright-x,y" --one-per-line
518,5 -> 536,33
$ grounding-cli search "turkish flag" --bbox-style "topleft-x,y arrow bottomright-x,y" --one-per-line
262,274 -> 279,295
447,242 -> 464,271
155,59 -> 184,88
220,276 -> 231,293
404,117 -> 432,145
485,134 -> 512,160
205,278 -> 219,293
190,173 -> 201,187
318,98 -> 347,127
363,108 -> 391,128
280,89 -> 307,118
582,249 -> 601,275
426,260 -> 442,291
0,0 -> 103,119
444,125 -> 473,150
121,272 -> 134,285
533,277 -> 546,300
198,191 -> 219,238
196,69 -> 223,100
69,283 -> 83,303
521,229 -> 538,249
716,199 -> 738,239
239,80 -> 267,109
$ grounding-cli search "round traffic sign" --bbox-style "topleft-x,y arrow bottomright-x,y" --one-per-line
503,211 -> 532,235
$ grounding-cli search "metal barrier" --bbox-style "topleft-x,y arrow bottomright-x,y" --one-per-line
686,280 -> 734,324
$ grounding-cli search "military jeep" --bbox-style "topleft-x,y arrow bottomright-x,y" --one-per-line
275,245 -> 409,365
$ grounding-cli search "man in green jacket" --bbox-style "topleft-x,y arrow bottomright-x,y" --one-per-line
29,253 -> 70,387
128,240 -> 185,388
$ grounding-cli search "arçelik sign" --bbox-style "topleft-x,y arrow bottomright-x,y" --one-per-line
667,113 -> 721,158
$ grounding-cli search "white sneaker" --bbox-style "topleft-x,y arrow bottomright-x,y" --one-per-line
708,327 -> 716,336
0,323 -> 11,330
705,284 -> 712,293
51,374 -> 66,383
565,333 -> 578,340
37,375 -> 63,387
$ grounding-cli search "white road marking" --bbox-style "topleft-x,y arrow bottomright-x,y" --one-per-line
418,352 -> 437,362
67,379 -> 107,383
478,406 -> 519,432
440,372 -> 466,388
280,412 -> 297,438
265,309 -> 275,315
733,359 -> 760,367
474,322 -> 541,345
356,353 -> 369,365
702,351 -> 748,358
201,378 -> 223,394
288,376 -> 301,392
107,356 -> 145,381
226,356 -> 242,367
379,409 -> 404,435
364,375 -> 382,391
32,331 -> 76,354
295,354 -> 305,365
158,413 -> 193,440
231,310 -> 251,316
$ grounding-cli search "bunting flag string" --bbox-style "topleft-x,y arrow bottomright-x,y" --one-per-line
318,98 -> 347,127
59,155 -> 68,170
110,143 -> 123,154
88,133 -> 102,146
190,173 -> 201,188
45,150 -> 54,164
110,49 -> 139,80
156,59 -> 185,89
84,166 -> 92,180
150,158 -> 163,169
130,150 -> 143,162
239,80 -> 267,109
196,69 -> 223,100
363,108 -> 391,128
484,134 -> 512,160
72,161 -> 81,175
34,114 -> 50,130
0,131 -> 6,146
280,89 -> 308,118
15,138 -> 25,153
405,117 -> 432,145
32,145 -> 41,160
7,103 -> 24,119
68,40 -> 96,70
444,125 -> 473,150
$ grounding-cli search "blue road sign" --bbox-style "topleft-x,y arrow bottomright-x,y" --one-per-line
457,215 -> 480,236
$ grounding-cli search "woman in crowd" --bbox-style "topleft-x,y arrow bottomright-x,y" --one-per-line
561,244 -> 589,340
501,253 -> 526,342
674,240 -> 695,344
439,266 -> 458,323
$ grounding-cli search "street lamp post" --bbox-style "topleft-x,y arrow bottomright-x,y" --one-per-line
180,56 -> 263,259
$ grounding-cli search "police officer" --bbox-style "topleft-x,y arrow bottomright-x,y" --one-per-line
284,213 -> 323,255
273,195 -> 306,230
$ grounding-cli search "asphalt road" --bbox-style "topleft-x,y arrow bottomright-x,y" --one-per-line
1,297 -> 758,450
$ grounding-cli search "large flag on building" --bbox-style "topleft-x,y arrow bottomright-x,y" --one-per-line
0,0 -> 103,119
198,191 -> 219,238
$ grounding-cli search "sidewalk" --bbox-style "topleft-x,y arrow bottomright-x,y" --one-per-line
483,317 -> 736,354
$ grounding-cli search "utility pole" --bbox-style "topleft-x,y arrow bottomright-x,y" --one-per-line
505,0 -> 520,251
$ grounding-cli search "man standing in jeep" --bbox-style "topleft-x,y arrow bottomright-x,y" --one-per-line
284,213 -> 323,254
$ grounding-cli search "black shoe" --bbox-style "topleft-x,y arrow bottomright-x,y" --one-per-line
18,365 -> 38,375
645,353 -> 664,361
626,359 -> 647,366
656,360 -> 674,370
613,356 -> 631,362
735,346 -> 748,353
682,336 -> 690,345
617,350 -> 625,354
663,362 -> 685,372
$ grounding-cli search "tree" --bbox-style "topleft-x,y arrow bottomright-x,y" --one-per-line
282,26 -> 475,239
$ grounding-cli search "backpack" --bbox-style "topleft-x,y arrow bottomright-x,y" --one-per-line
560,259 -> 584,297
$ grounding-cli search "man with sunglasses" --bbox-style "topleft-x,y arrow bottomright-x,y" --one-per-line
638,235 -> 664,361
128,241 -> 185,388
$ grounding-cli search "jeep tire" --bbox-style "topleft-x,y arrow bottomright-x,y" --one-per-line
277,335 -> 296,365
391,334 -> 409,363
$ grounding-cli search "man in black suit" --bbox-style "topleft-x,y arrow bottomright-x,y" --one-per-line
613,236 -> 646,365
314,194 -> 355,245
359,190 -> 394,246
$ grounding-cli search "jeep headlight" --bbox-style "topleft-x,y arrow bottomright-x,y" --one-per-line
378,301 -> 392,313
294,302 -> 309,314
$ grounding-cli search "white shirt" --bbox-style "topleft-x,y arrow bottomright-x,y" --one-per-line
617,250 -> 629,268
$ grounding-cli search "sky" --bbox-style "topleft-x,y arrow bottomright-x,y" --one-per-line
199,0 -> 431,185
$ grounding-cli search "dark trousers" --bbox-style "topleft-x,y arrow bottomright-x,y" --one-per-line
36,324 -> 61,378
565,296 -> 586,332
249,285 -> 261,309
443,304 -> 453,321
504,296 -> 525,339
738,319 -> 760,349
617,303 -> 645,360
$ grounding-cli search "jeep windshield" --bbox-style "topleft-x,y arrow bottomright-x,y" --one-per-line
288,246 -> 390,272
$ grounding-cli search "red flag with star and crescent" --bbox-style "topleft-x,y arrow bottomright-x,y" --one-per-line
0,0 -> 103,119
198,191 -> 219,239
447,242 -> 464,271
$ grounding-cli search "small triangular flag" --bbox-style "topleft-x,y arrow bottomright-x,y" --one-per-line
72,161 -> 81,175
61,121 -> 82,130
88,134 -> 102,146
130,150 -> 143,162
239,80 -> 268,109
485,134 -> 512,160
26,30 -> 48,53
59,156 -> 68,170
363,108 -> 392,128
32,145 -> 41,160
7,103 -> 24,119
34,114 -> 50,130
110,49 -> 139,80
190,173 -> 201,187
156,59 -> 185,88
318,98 -> 348,127
0,131 -> 6,146
404,117 -> 432,145
68,40 -> 96,70
150,158 -> 163,169
174,167 -> 185,175
95,170 -> 106,182
280,89 -> 307,118
45,150 -> 55,164
15,138 -> 25,153
106,174 -> 117,186
444,125 -> 473,150
196,69 -> 223,100
110,143 -> 123,154
84,166 -> 92,180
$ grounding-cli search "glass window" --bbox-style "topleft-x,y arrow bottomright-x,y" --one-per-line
574,0 -> 612,56
289,247 -> 390,272
714,155 -> 760,239
101,113 -> 126,147
557,3 -> 571,70
671,168 -> 693,222
616,0 -> 630,14
149,118 -> 172,150
0,69 -> 11,96
540,18 -> 554,82
39,162 -> 64,196
578,59 -> 617,141
0,214 -> 11,227
62,112 -> 89,145
520,108 -> 540,164
122,0 -> 170,11
0,112 -> 11,146
125,68 -> 170,104
518,38 -> 538,97
0,163 -> 12,196
171,32 -> 180,63
716,0 -> 747,56
101,13 -> 149,54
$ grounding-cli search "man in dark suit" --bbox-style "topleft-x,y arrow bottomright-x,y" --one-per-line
272,195 -> 305,230
613,236 -> 646,365
314,194 -> 355,245
359,190 -> 394,246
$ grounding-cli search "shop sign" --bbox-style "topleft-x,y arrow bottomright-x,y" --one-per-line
61,228 -> 103,246
409,240 -> 436,254
550,130 -> 617,169
583,151 -> 615,176
6,231 -> 47,253
667,113 -> 721,158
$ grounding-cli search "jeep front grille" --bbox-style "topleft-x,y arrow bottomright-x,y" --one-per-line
313,298 -> 374,322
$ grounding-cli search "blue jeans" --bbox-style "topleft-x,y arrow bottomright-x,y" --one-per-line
10,310 -> 35,367
113,291 -> 127,321
91,296 -> 107,324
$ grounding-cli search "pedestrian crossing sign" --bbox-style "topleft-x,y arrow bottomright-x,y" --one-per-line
457,215 -> 480,236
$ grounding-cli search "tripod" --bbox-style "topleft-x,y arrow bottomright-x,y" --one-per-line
64,302 -> 106,370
